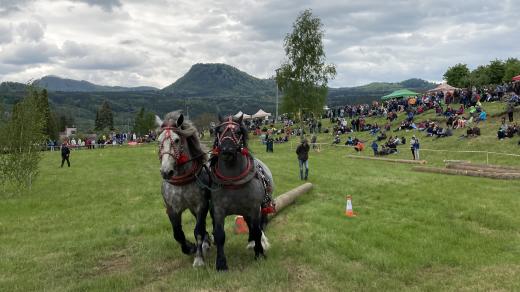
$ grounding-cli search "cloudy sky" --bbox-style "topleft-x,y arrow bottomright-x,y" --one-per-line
0,0 -> 518,88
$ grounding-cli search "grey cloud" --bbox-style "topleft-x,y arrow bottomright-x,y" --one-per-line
65,48 -> 145,70
0,24 -> 13,44
62,40 -> 89,57
17,22 -> 45,42
0,42 -> 60,65
72,0 -> 122,12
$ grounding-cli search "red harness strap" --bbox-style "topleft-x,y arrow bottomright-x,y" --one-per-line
167,160 -> 201,186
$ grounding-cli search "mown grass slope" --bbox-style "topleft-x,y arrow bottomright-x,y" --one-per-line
1,101 -> 519,291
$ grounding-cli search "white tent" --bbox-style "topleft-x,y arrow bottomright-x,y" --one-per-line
427,83 -> 459,94
252,109 -> 271,119
234,111 -> 252,119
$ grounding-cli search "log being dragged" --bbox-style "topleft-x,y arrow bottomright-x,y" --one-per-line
346,154 -> 427,165
269,182 -> 313,218
412,166 -> 520,180
446,163 -> 520,174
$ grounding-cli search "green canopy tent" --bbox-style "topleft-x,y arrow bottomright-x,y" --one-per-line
381,89 -> 420,101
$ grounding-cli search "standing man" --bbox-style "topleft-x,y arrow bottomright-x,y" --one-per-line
61,142 -> 71,168
296,138 -> 310,180
507,102 -> 515,123
410,136 -> 417,160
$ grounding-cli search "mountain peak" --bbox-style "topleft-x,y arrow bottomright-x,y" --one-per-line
161,63 -> 275,97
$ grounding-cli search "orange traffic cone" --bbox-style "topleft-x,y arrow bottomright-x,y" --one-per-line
234,216 -> 249,234
345,195 -> 356,217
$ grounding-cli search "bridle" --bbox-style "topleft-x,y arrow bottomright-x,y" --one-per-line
158,126 -> 189,165
215,117 -> 244,149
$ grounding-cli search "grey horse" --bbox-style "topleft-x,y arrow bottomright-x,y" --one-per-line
210,114 -> 274,271
156,111 -> 211,267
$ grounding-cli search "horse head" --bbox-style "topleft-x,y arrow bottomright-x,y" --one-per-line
214,114 -> 248,162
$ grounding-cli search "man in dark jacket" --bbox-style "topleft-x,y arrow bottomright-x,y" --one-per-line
61,143 -> 71,167
296,139 -> 310,180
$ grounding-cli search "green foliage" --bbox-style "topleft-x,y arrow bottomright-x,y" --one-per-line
133,107 -> 156,136
95,100 -> 114,131
0,88 -> 46,192
277,9 -> 336,116
487,59 -> 505,84
503,58 -> 520,82
443,63 -> 470,88
467,65 -> 491,87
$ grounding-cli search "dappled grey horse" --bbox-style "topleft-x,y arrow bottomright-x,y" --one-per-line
210,114 -> 274,271
157,111 -> 211,267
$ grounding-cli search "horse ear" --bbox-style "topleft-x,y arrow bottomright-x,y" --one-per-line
155,115 -> 163,128
218,113 -> 224,123
236,114 -> 243,124
176,114 -> 184,127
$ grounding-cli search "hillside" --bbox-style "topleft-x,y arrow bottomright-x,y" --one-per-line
1,64 -> 437,131
327,78 -> 436,106
161,63 -> 275,97
32,76 -> 159,92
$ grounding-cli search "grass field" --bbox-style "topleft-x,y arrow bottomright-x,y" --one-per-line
1,102 -> 520,291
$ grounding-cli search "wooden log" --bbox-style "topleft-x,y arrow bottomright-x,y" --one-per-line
412,166 -> 520,180
446,163 -> 520,174
456,162 -> 520,172
270,183 -> 313,218
346,154 -> 427,165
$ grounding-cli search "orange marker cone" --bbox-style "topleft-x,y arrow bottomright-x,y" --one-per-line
234,216 -> 249,234
345,195 -> 356,217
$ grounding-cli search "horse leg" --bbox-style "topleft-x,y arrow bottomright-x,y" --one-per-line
192,206 -> 210,267
166,207 -> 195,255
244,216 -> 255,249
213,209 -> 228,271
251,217 -> 265,260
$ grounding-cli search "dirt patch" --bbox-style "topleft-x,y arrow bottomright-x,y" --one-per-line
284,260 -> 327,290
93,251 -> 131,275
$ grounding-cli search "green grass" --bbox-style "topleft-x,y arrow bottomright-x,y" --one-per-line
1,102 -> 520,291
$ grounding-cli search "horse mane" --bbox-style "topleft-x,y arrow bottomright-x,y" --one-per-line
163,111 -> 208,163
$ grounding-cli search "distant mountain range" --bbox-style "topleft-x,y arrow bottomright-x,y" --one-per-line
0,63 -> 436,130
32,76 -> 159,92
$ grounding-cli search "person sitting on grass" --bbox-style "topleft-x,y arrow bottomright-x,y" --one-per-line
376,131 -> 387,141
333,134 -> 341,145
354,140 -> 365,152
475,110 -> 487,123
345,136 -> 354,145
456,105 -> 464,115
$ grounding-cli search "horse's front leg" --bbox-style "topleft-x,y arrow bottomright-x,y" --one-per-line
213,208 -> 228,271
251,216 -> 265,260
166,206 -> 195,255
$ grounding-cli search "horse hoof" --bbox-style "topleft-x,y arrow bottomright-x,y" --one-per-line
216,259 -> 228,271
182,242 -> 196,255
246,241 -> 255,249
193,257 -> 205,268
255,254 -> 267,261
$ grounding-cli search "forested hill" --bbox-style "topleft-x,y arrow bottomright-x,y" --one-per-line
32,76 -> 159,92
161,63 -> 276,97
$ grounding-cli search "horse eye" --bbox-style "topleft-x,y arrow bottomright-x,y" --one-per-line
174,138 -> 180,143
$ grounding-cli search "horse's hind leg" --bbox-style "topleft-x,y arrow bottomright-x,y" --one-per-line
251,217 -> 265,260
192,207 -> 209,267
166,207 -> 195,255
